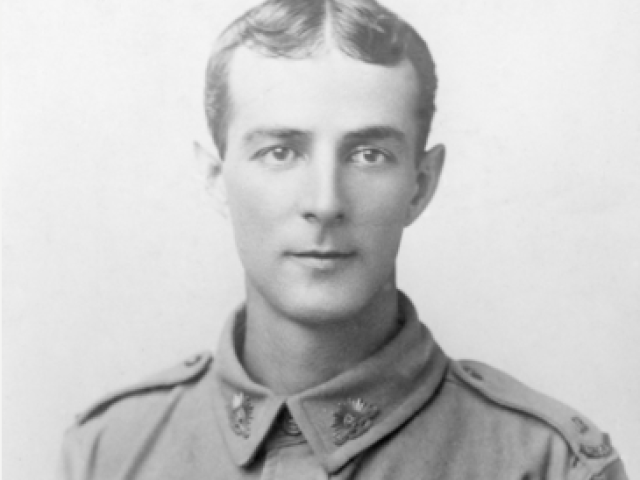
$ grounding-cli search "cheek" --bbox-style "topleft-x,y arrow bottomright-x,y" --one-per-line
351,175 -> 414,225
226,193 -> 275,275
225,173 -> 292,248
350,177 -> 413,266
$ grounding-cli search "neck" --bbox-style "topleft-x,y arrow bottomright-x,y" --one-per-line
241,283 -> 400,395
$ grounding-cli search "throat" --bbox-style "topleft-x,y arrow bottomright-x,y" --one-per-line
241,288 -> 400,395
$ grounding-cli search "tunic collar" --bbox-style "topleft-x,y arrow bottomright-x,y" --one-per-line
211,292 -> 449,473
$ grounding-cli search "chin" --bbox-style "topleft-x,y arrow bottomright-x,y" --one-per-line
268,280 -> 389,326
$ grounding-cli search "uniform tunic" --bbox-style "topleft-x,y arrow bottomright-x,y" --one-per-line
59,295 -> 628,479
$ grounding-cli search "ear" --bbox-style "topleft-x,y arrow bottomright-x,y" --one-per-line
405,144 -> 446,226
194,142 -> 228,218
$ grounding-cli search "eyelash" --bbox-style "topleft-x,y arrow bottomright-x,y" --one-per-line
350,148 -> 394,165
254,146 -> 301,163
253,146 -> 395,165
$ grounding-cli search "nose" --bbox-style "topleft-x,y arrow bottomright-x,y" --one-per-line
300,151 -> 346,225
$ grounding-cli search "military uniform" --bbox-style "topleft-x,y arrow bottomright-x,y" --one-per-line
59,294 -> 627,479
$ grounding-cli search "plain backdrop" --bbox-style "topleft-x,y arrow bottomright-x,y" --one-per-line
3,0 -> 640,478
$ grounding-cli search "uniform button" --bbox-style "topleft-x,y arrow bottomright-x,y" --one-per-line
572,416 -> 590,434
281,410 -> 302,436
184,354 -> 201,367
463,365 -> 483,381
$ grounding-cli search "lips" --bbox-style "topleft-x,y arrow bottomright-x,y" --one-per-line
292,251 -> 354,259
287,249 -> 355,270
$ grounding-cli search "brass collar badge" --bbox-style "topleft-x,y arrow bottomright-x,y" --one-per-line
228,394 -> 380,444
332,398 -> 379,446
229,392 -> 254,438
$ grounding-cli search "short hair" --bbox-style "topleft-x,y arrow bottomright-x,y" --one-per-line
205,0 -> 437,158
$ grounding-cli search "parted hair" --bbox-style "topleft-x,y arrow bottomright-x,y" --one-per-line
205,0 -> 437,157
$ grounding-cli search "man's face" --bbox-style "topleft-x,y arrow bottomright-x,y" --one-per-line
218,47 -> 440,324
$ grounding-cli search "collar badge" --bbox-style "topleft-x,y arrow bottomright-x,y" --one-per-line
229,392 -> 254,438
332,398 -> 379,446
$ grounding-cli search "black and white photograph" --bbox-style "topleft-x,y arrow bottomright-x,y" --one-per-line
3,0 -> 639,478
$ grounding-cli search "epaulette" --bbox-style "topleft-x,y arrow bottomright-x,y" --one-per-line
451,359 -> 620,477
75,352 -> 213,425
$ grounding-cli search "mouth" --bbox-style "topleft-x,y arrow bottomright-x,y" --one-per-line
287,250 -> 355,270
292,251 -> 354,259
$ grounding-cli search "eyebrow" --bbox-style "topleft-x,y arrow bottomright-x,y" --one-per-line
343,126 -> 406,144
242,125 -> 407,145
243,128 -> 311,144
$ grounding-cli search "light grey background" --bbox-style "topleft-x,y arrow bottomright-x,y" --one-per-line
3,0 -> 639,478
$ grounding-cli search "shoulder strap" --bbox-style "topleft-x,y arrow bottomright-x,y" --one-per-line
451,359 -> 621,478
76,352 -> 213,425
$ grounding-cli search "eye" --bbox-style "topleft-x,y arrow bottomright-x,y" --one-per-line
350,148 -> 393,166
257,146 -> 300,165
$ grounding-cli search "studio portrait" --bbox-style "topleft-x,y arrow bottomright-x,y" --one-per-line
3,0 -> 639,479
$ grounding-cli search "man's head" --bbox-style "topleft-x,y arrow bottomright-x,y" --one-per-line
202,0 -> 445,325
205,0 -> 438,158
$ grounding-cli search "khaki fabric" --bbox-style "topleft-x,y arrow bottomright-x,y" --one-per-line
59,294 -> 628,479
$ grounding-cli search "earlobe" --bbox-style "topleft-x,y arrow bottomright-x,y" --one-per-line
405,144 -> 446,226
194,142 -> 229,218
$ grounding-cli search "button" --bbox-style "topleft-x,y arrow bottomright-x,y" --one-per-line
463,365 -> 483,381
331,398 -> 379,446
184,354 -> 201,367
280,410 -> 302,436
228,392 -> 254,438
572,416 -> 589,434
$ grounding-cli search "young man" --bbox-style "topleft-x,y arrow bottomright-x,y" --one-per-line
59,0 -> 627,478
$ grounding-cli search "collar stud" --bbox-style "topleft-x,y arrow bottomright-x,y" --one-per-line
280,409 -> 302,436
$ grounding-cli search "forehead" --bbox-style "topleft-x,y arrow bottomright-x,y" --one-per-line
225,47 -> 421,146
